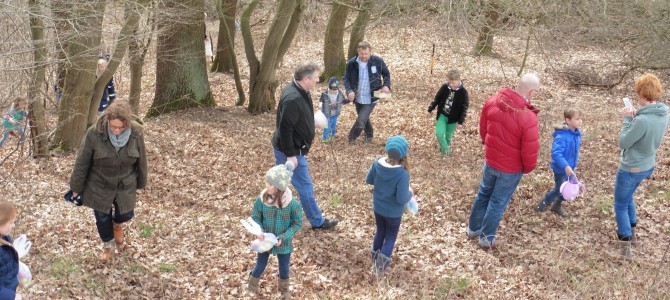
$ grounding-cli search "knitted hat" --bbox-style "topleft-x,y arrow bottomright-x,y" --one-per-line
385,135 -> 409,160
265,161 -> 295,191
328,77 -> 339,89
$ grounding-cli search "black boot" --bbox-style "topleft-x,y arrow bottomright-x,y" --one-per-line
373,252 -> 393,277
550,199 -> 568,217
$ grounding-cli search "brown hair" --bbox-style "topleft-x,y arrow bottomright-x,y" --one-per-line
263,189 -> 286,209
387,157 -> 411,175
105,101 -> 132,128
635,73 -> 663,102
564,107 -> 582,119
447,69 -> 461,81
0,201 -> 17,227
358,41 -> 371,50
12,97 -> 26,108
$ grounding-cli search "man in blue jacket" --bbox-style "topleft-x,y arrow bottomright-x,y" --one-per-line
343,41 -> 391,144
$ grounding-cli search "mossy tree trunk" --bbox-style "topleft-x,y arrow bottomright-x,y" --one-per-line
129,0 -> 154,115
322,1 -> 348,81
211,0 -> 237,73
241,0 -> 304,114
148,0 -> 214,117
51,0 -> 106,151
347,0 -> 373,59
28,0 -> 48,157
474,1 -> 500,56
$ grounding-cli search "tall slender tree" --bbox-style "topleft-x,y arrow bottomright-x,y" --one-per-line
322,1 -> 349,81
347,0 -> 373,59
211,0 -> 237,73
28,0 -> 48,157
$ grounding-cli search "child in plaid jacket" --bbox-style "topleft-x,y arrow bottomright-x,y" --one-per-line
247,161 -> 302,299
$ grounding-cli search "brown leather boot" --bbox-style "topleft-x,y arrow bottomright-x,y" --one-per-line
278,278 -> 291,300
247,274 -> 260,294
113,222 -> 125,251
99,242 -> 114,261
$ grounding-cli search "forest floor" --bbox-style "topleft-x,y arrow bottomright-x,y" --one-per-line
2,11 -> 670,300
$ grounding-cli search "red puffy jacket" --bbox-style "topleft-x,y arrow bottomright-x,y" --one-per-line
479,87 -> 540,174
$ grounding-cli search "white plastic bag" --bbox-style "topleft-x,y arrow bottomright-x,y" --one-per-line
405,196 -> 419,216
314,110 -> 328,129
18,261 -> 31,287
240,218 -> 278,253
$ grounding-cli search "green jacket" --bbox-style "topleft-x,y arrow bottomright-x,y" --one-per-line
70,116 -> 148,214
618,102 -> 669,172
251,192 -> 302,255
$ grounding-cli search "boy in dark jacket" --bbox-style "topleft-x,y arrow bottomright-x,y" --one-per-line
535,108 -> 583,217
426,69 -> 469,155
319,77 -> 347,142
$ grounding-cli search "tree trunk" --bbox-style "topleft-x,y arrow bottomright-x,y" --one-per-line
28,0 -> 48,157
347,0 -> 373,59
323,1 -> 348,81
243,0 -> 304,114
211,0 -> 237,73
51,0 -> 106,151
88,0 -> 145,126
215,0 -> 245,106
148,0 -> 215,117
129,0 -> 154,115
474,1 -> 499,56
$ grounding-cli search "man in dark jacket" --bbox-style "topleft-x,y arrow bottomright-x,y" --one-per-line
271,62 -> 339,230
466,73 -> 541,250
343,41 -> 391,144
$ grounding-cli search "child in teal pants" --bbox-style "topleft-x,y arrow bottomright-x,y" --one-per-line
426,69 -> 469,155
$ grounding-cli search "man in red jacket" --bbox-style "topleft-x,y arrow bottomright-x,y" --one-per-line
466,73 -> 541,250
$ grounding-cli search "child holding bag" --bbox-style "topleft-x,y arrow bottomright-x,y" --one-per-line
0,201 -> 24,300
366,135 -> 413,277
247,162 -> 302,299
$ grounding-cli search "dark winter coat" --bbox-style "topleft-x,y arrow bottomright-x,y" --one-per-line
70,115 -> 148,214
319,89 -> 345,118
550,123 -> 581,174
343,55 -> 391,103
480,87 -> 540,174
0,235 -> 19,300
427,82 -> 469,124
272,80 -> 316,157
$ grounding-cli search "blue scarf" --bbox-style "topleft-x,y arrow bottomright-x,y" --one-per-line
107,125 -> 131,151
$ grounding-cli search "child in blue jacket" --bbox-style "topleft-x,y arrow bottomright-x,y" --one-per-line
366,135 -> 413,277
0,201 -> 21,300
535,108 -> 583,217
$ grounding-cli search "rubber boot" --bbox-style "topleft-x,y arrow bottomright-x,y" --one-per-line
373,252 -> 393,277
247,273 -> 260,294
278,278 -> 291,300
550,199 -> 568,217
534,199 -> 551,212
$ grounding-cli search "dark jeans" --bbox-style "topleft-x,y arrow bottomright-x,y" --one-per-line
372,212 -> 402,257
94,201 -> 134,243
541,171 -> 568,205
349,102 -> 376,142
251,252 -> 291,280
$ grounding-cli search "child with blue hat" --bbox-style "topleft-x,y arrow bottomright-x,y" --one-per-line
365,135 -> 413,277
318,77 -> 348,142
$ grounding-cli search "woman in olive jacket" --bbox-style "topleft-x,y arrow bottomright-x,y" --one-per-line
69,101 -> 148,261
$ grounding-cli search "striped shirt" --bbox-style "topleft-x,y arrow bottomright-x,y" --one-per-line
356,58 -> 371,104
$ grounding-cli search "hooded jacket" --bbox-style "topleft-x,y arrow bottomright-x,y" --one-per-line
365,157 -> 413,218
550,123 -> 581,174
272,80 -> 316,157
70,115 -> 148,214
480,87 -> 540,174
0,235 -> 19,300
618,102 -> 669,172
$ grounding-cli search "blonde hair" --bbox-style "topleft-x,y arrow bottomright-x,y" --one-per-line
0,201 -> 17,227
105,101 -> 132,128
635,73 -> 663,102
564,107 -> 582,119
12,97 -> 26,108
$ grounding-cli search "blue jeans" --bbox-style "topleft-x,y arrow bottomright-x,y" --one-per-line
273,148 -> 325,227
0,127 -> 26,148
541,171 -> 568,205
614,167 -> 654,239
322,115 -> 339,140
468,162 -> 523,244
94,201 -> 134,243
349,102 -> 376,141
372,212 -> 402,257
251,252 -> 291,279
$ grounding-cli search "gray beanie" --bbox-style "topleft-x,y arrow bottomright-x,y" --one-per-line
265,161 -> 295,191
